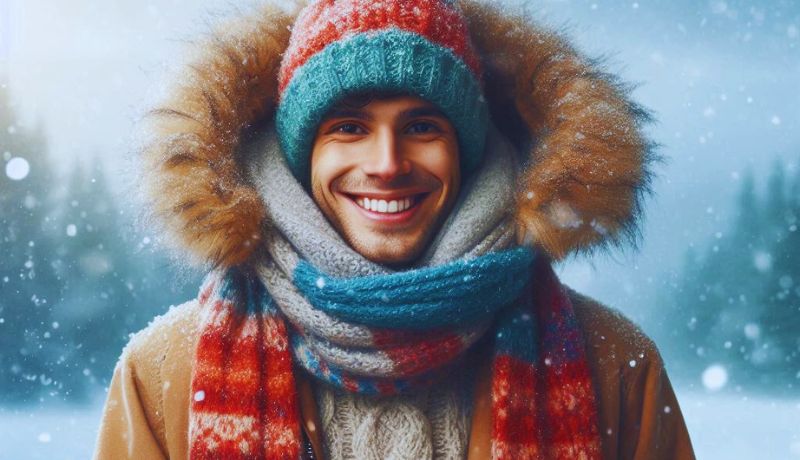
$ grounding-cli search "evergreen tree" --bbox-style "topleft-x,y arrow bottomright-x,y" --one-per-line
656,246 -> 708,379
733,168 -> 762,247
759,159 -> 800,386
51,158 -> 200,397
668,160 -> 800,393
690,168 -> 766,384
1,83 -> 199,404
0,84 -> 62,404
50,159 -> 140,399
765,160 -> 787,231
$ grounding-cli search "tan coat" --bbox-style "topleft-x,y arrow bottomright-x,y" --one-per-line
93,289 -> 694,459
95,0 -> 696,458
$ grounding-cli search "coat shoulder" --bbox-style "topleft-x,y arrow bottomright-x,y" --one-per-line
100,299 -> 201,455
115,298 -> 202,421
122,299 -> 202,367
565,286 -> 664,370
565,287 -> 697,459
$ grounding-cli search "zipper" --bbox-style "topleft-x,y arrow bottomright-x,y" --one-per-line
302,424 -> 317,460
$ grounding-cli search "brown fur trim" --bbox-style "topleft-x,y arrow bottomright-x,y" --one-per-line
141,3 -> 299,267
142,0 -> 656,268
462,0 -> 658,260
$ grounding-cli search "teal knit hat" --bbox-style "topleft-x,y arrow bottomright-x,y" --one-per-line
275,0 -> 489,183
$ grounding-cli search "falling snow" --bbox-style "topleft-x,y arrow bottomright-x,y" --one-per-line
702,364 -> 729,391
5,157 -> 30,180
1,1 -> 798,459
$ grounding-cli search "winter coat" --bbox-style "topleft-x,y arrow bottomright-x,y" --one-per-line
93,291 -> 694,460
93,1 -> 695,458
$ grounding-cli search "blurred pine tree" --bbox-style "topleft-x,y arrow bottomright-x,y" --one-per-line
667,160 -> 800,394
0,84 -> 62,404
1,83 -> 199,404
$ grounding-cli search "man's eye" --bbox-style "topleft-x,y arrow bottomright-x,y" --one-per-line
407,121 -> 439,134
332,123 -> 365,135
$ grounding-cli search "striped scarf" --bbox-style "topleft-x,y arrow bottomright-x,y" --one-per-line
188,125 -> 601,458
271,243 -> 535,395
188,250 -> 601,459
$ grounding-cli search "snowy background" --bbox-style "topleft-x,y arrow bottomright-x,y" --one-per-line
1,0 -> 799,458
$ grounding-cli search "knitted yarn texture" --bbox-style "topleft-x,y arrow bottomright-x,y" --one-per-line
286,243 -> 534,394
314,371 -> 472,459
189,273 -> 301,459
188,252 -> 602,459
187,123 -> 603,458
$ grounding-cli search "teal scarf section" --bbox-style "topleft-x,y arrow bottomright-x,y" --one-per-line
285,246 -> 537,394
293,247 -> 536,330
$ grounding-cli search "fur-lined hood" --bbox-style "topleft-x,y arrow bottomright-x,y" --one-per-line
141,0 -> 656,269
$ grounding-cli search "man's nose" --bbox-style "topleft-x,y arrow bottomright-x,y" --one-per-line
361,128 -> 411,181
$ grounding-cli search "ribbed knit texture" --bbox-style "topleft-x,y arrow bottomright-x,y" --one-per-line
275,0 -> 488,183
314,378 -> 471,459
277,0 -> 481,93
294,247 -> 533,330
287,247 -> 534,395
188,255 -> 604,459
189,272 -> 302,459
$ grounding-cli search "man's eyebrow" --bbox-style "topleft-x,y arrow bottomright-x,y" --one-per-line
398,106 -> 447,120
323,107 -> 374,121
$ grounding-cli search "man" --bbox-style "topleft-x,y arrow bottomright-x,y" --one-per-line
94,1 -> 695,459
308,94 -> 462,266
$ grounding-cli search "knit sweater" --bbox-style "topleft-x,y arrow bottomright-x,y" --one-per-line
314,380 -> 471,459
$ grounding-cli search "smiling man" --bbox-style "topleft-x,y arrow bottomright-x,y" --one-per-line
310,94 -> 461,266
94,1 -> 694,459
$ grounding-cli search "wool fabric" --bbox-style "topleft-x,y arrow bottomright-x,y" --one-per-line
252,123 -> 521,393
187,123 -> 603,459
314,370 -> 473,459
189,272 -> 301,459
288,246 -> 535,394
275,0 -> 489,183
189,252 -> 603,459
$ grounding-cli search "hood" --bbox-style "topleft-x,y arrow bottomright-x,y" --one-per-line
141,0 -> 656,269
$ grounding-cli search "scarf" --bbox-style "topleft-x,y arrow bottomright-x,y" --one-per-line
188,125 -> 602,459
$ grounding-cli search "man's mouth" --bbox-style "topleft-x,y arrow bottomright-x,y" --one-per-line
344,192 -> 429,220
354,195 -> 417,214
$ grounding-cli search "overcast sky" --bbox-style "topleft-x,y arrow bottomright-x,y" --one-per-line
2,0 -> 799,331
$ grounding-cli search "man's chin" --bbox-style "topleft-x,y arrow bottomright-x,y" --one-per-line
348,234 -> 427,267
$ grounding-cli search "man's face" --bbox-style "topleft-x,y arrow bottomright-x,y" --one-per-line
310,95 -> 461,267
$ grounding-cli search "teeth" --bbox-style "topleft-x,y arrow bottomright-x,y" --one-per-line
355,196 -> 415,214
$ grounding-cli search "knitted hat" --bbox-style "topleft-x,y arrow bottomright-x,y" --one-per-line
275,0 -> 489,183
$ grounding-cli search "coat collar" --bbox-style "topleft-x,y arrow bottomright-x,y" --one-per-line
140,0 -> 656,268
